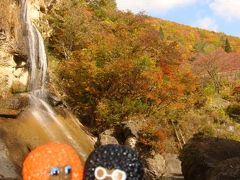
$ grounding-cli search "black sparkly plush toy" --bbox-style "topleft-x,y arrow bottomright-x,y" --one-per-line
83,144 -> 144,180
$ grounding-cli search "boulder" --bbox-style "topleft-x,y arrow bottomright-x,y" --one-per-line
99,129 -> 119,145
47,92 -> 63,107
162,153 -> 183,179
145,153 -> 183,180
207,157 -> 240,180
119,120 -> 145,149
180,135 -> 240,180
145,153 -> 166,179
122,120 -> 144,138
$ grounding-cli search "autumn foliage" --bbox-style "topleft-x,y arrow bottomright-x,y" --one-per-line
46,0 -> 200,132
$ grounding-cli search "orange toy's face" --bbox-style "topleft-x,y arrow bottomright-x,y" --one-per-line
22,143 -> 83,180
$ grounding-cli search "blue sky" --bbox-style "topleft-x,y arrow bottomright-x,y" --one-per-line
116,0 -> 240,37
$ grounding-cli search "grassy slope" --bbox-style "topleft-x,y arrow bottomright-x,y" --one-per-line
145,17 -> 240,53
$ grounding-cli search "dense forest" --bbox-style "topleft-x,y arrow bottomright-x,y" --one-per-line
45,0 -> 240,153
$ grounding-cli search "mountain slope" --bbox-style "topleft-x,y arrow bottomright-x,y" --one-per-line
145,17 -> 240,54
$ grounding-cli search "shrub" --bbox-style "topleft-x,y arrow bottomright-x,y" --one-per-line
226,104 -> 240,122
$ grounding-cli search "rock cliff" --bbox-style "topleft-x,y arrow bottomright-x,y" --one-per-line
0,0 -> 48,98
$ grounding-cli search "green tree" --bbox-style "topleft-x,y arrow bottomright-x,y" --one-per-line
224,38 -> 232,53
193,40 -> 206,53
159,26 -> 165,40
86,0 -> 117,18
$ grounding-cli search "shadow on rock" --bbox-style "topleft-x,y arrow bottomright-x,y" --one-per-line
180,134 -> 240,180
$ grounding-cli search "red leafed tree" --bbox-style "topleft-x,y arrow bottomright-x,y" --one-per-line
192,48 -> 226,92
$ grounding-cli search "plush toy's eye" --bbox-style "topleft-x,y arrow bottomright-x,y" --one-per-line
50,167 -> 60,176
112,169 -> 127,180
64,165 -> 72,175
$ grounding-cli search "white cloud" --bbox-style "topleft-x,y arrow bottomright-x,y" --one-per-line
193,17 -> 218,31
210,0 -> 240,21
116,0 -> 196,13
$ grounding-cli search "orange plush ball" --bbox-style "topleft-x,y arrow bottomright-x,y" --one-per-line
22,143 -> 83,180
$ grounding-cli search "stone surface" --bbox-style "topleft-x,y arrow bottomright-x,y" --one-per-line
0,94 -> 29,110
207,157 -> 240,180
163,153 -> 183,179
124,136 -> 137,149
47,92 -> 63,106
0,108 -> 22,118
145,153 -> 183,180
0,139 -> 20,179
180,135 -> 240,180
99,129 -> 119,145
13,67 -> 24,78
0,50 -> 15,97
122,120 -> 144,138
12,70 -> 29,93
146,154 -> 166,179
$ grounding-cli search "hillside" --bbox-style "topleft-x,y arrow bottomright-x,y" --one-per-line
44,0 -> 240,178
0,0 -> 240,179
146,17 -> 240,54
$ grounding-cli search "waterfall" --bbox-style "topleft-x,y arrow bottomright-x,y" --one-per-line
20,0 -> 94,160
21,0 -> 47,98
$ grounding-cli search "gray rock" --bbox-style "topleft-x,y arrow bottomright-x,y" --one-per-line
163,153 -> 182,175
146,153 -> 166,179
122,120 -> 144,138
0,139 -> 20,179
99,129 -> 119,145
124,136 -> 137,149
162,153 -> 183,179
47,92 -> 62,107
145,153 -> 183,180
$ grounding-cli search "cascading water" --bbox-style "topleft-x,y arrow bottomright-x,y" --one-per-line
22,0 -> 47,96
19,0 -> 94,160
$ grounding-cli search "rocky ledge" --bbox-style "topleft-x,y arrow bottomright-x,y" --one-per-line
0,94 -> 29,118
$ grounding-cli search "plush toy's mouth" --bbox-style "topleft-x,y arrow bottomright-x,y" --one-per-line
94,166 -> 127,180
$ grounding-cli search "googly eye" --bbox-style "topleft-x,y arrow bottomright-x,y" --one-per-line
50,167 -> 60,176
64,165 -> 72,175
94,167 -> 107,180
112,169 -> 127,180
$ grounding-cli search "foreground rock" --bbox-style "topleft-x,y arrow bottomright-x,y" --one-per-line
0,139 -> 20,179
180,135 -> 240,180
145,153 -> 183,180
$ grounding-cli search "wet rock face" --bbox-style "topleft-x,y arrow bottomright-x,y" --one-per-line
0,0 -> 49,97
0,0 -> 27,97
180,135 -> 240,180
